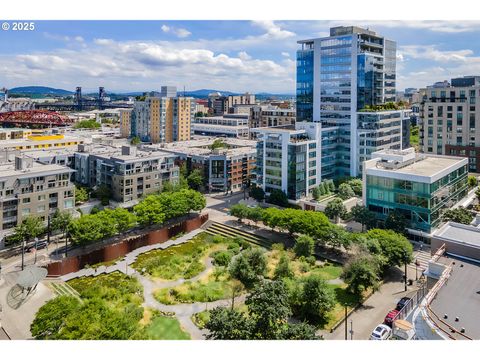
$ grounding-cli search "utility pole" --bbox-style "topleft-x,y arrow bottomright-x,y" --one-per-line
404,249 -> 408,292
344,306 -> 348,340
350,320 -> 354,340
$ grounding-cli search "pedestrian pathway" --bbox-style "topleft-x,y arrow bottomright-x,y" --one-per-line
132,267 -> 246,340
60,229 -> 204,281
57,228 -> 244,340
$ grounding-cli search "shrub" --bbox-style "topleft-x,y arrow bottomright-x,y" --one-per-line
212,250 -> 234,267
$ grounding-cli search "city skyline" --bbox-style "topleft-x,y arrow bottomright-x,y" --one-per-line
2,20 -> 480,93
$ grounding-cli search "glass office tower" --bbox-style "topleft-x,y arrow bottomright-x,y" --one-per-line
296,26 -> 397,179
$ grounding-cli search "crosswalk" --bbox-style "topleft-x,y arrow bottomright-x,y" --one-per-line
407,250 -> 431,276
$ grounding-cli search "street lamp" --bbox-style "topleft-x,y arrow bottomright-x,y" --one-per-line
65,230 -> 69,258
21,237 -> 26,271
415,259 -> 420,281
403,249 -> 408,292
34,237 -> 38,264
47,215 -> 51,244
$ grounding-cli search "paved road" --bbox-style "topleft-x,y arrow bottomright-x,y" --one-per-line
321,267 -> 422,340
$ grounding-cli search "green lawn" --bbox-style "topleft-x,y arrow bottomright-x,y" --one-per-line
310,263 -> 343,280
144,314 -> 191,340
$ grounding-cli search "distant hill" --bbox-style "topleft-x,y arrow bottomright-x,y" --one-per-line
9,86 -> 73,96
181,89 -> 239,97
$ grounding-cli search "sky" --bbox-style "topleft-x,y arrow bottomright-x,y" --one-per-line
1,20 -> 480,94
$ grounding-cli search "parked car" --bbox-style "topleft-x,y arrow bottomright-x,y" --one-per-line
26,240 -> 48,252
384,309 -> 400,327
396,297 -> 412,311
370,324 -> 392,340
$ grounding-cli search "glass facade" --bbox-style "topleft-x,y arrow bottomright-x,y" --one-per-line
296,27 -> 397,179
296,42 -> 314,122
366,164 -> 468,232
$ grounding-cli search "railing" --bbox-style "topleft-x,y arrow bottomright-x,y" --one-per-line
392,285 -> 428,323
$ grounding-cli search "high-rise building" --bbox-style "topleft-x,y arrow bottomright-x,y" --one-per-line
421,76 -> 480,172
296,26 -> 397,178
131,94 -> 194,144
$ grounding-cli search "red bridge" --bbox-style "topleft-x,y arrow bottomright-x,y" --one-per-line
0,110 -> 72,127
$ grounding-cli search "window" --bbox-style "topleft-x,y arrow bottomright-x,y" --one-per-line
22,197 -> 30,204
22,208 -> 31,216
38,195 -> 46,201
37,205 -> 45,212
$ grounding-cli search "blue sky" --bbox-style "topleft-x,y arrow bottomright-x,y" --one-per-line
1,20 -> 480,93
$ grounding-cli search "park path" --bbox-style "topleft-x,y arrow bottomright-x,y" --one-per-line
58,228 -> 245,340
132,268 -> 246,340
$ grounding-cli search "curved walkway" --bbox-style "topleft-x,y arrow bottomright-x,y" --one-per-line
152,257 -> 214,289
133,269 -> 246,339
58,229 -> 243,340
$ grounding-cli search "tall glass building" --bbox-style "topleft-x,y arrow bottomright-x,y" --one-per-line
297,26 -> 397,178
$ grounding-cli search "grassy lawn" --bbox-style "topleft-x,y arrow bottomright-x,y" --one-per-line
309,263 -> 343,280
267,248 -> 343,281
154,269 -> 239,304
143,311 -> 191,340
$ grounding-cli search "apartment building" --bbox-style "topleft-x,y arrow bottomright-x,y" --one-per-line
131,90 -> 194,144
0,157 -> 75,246
253,122 -> 322,201
153,138 -> 257,193
226,93 -> 255,113
297,26 -> 397,178
421,76 -> 480,172
119,109 -> 132,138
363,148 -> 468,234
74,144 -> 179,203
192,114 -> 249,138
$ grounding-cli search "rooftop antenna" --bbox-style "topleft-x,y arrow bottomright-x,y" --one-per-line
183,85 -> 186,97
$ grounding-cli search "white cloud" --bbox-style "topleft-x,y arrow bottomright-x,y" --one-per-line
317,20 -> 480,34
399,45 -> 474,62
251,20 -> 296,39
161,24 -> 191,38
0,38 -> 294,93
281,52 -> 290,58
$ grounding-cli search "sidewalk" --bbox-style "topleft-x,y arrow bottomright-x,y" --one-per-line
321,267 -> 420,340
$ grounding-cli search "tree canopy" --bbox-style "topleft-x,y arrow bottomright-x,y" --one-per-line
442,207 -> 474,225
324,198 -> 347,222
342,255 -> 380,298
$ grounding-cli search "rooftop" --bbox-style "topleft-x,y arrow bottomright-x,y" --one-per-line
434,222 -> 480,249
366,148 -> 467,183
429,256 -> 480,339
0,160 -> 73,178
147,137 -> 257,158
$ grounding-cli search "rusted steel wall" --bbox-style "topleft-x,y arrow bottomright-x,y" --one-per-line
47,213 -> 208,276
